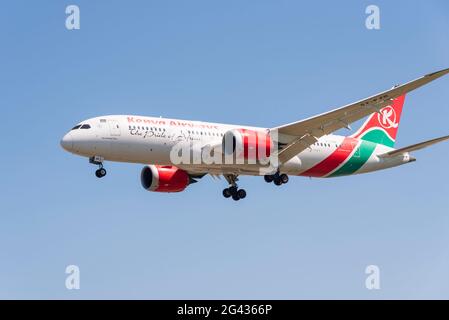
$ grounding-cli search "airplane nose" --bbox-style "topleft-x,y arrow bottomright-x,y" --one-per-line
60,133 -> 73,151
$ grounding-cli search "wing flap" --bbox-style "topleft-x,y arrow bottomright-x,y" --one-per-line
274,133 -> 318,164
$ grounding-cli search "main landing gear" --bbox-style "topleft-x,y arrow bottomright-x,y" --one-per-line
223,186 -> 247,201
264,172 -> 289,186
90,156 -> 107,178
223,174 -> 246,201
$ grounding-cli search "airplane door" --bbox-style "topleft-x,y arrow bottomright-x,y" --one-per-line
92,119 -> 111,155
108,120 -> 121,136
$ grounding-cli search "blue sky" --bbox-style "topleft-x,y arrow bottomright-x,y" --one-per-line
1,0 -> 449,299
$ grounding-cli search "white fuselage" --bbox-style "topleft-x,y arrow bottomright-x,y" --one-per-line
61,115 -> 411,177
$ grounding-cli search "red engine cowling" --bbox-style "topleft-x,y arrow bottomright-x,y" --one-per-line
222,129 -> 273,160
141,165 -> 189,192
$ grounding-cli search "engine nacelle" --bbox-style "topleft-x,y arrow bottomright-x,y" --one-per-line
141,165 -> 189,192
222,129 -> 273,161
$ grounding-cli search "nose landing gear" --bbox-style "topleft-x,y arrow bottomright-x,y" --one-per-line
95,167 -> 107,178
90,156 -> 107,178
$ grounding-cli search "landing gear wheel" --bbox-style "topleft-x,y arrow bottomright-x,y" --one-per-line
228,186 -> 238,196
223,188 -> 232,198
237,189 -> 246,199
280,174 -> 289,184
90,157 -> 106,178
274,177 -> 282,186
223,174 -> 246,201
264,175 -> 274,183
95,168 -> 107,178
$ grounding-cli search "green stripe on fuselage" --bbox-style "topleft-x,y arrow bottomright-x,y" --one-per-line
360,128 -> 395,147
328,140 -> 377,177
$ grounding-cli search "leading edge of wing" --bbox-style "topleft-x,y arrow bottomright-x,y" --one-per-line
272,68 -> 449,137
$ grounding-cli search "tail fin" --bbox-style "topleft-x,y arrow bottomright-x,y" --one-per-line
352,94 -> 406,147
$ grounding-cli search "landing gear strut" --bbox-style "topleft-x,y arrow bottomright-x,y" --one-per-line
223,174 -> 246,201
90,156 -> 107,178
264,172 -> 288,186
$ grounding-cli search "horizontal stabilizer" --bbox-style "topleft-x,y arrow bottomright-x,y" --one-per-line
378,134 -> 449,158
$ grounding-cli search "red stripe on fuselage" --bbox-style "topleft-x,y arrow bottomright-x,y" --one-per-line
299,137 -> 358,177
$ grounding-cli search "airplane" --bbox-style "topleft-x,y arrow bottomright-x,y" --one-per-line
61,68 -> 449,201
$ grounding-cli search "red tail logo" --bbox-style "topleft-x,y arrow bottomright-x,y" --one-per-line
378,105 -> 398,129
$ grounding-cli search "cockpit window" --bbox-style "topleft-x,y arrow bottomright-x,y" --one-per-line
80,124 -> 91,129
71,125 -> 82,130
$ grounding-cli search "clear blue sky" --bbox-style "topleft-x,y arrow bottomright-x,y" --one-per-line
1,0 -> 449,299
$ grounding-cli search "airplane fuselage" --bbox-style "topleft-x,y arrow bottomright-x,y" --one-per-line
61,115 -> 412,178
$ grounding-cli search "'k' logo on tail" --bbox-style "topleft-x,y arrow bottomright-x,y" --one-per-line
378,106 -> 399,129
352,94 -> 406,147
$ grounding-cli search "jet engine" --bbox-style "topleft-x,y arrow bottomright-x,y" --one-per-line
222,128 -> 273,161
140,165 -> 190,192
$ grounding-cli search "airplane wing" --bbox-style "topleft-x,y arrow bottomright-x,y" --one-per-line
272,68 -> 449,164
378,134 -> 449,158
